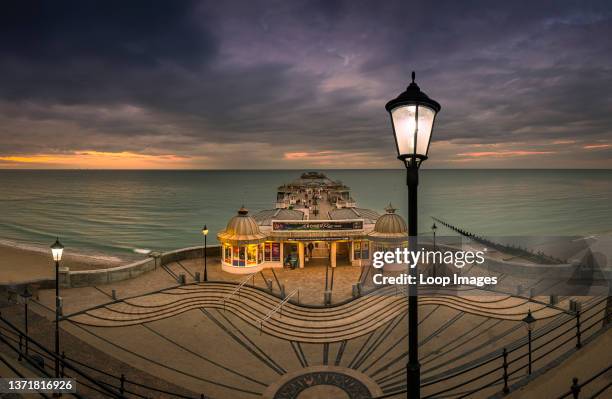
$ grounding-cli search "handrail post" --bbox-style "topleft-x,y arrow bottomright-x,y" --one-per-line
502,347 -> 509,394
576,310 -> 582,349
571,377 -> 580,398
18,334 -> 23,361
120,373 -> 126,395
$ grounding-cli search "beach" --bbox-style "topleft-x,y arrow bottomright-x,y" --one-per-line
0,243 -> 126,285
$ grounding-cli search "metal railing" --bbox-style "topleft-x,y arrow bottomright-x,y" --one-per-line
0,313 -> 205,398
221,271 -> 257,311
373,297 -> 609,398
258,288 -> 299,333
556,364 -> 611,398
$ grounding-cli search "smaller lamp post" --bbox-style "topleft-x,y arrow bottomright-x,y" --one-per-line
50,237 -> 64,379
202,225 -> 209,282
20,287 -> 32,356
431,222 -> 437,249
431,222 -> 438,277
522,309 -> 536,375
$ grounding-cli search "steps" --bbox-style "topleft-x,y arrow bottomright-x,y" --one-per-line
67,282 -> 564,343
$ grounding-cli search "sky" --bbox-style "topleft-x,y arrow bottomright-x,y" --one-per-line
0,0 -> 611,169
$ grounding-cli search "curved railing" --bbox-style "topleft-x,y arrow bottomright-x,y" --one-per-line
373,297 -> 609,398
1,296 -> 608,398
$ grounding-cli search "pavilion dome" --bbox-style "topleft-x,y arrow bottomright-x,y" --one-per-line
369,204 -> 408,241
217,207 -> 267,244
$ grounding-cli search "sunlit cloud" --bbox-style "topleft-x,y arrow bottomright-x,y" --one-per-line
456,151 -> 555,158
283,150 -> 387,167
0,151 -> 194,169
583,144 -> 610,149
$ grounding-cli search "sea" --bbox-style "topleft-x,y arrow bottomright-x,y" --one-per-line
0,170 -> 610,262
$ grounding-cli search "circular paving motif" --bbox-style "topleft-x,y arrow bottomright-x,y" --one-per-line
273,371 -> 372,399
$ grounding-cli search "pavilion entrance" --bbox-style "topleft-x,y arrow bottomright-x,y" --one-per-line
336,242 -> 351,266
305,241 -> 330,267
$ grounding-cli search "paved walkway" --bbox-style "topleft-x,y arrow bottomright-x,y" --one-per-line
14,253 -> 608,399
507,327 -> 611,398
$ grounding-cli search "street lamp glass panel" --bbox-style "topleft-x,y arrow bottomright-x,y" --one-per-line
390,105 -> 436,158
416,106 -> 436,156
50,239 -> 64,261
391,105 -> 416,157
202,226 -> 209,236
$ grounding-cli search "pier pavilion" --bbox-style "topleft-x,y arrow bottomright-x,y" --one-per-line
217,172 -> 408,274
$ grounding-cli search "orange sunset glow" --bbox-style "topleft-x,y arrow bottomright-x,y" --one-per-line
0,151 -> 194,169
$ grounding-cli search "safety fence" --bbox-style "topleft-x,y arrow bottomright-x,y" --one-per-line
0,298 -> 608,398
373,296 -> 609,398
555,364 -> 611,398
0,313 -> 204,399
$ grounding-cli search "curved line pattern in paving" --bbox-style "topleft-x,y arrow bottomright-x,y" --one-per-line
66,283 -> 564,343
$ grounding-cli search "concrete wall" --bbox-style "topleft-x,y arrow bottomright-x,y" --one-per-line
61,245 -> 221,288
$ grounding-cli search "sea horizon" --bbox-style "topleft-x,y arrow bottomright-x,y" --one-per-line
1,169 -> 610,264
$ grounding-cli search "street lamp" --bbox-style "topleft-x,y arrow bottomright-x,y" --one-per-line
202,225 -> 209,282
431,222 -> 438,278
522,309 -> 536,375
386,71 -> 441,399
431,223 -> 437,249
50,237 -> 64,379
20,287 -> 32,356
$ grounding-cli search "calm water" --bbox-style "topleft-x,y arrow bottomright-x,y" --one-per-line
0,170 -> 610,261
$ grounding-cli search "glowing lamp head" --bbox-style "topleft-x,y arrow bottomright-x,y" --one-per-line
385,71 -> 441,168
202,225 -> 209,236
50,237 -> 64,262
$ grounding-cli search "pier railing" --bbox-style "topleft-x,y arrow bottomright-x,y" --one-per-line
372,296 -> 609,398
0,313 -> 205,398
0,296 -> 608,398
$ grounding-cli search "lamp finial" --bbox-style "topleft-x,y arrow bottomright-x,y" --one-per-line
411,71 -> 415,83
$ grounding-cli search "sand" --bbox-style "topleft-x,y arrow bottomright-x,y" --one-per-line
0,243 -> 129,285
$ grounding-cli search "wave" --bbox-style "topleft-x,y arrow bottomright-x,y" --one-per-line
0,238 -> 128,265
132,248 -> 152,255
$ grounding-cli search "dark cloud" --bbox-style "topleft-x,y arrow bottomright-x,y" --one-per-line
0,0 -> 610,167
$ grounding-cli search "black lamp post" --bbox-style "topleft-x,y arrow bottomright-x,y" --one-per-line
202,225 -> 209,282
20,287 -> 32,356
50,238 -> 64,379
386,71 -> 441,398
431,223 -> 437,249
431,222 -> 438,278
522,309 -> 536,375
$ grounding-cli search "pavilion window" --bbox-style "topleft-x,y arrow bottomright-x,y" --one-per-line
271,242 -> 281,261
361,241 -> 369,259
264,243 -> 272,261
233,246 -> 245,266
353,241 -> 370,260
247,244 -> 257,265
224,244 -> 232,263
